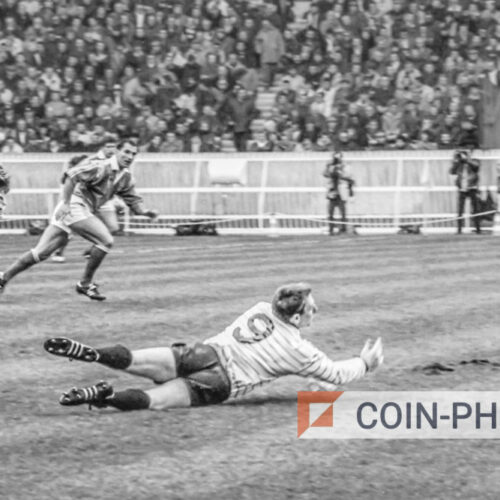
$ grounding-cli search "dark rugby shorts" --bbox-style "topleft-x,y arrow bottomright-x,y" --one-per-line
171,342 -> 231,406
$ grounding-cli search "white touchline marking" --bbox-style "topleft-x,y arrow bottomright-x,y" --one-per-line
114,242 -> 249,254
113,239 -> 330,255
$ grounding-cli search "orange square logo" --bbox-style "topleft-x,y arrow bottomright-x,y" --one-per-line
297,391 -> 344,437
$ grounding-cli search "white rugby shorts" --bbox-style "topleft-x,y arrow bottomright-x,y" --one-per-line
51,198 -> 93,233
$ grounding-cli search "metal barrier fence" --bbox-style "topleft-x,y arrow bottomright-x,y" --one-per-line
1,151 -> 499,235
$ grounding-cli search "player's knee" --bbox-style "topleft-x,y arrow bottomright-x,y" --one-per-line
147,392 -> 169,410
31,248 -> 43,263
95,241 -> 113,254
146,379 -> 192,410
100,235 -> 114,248
107,222 -> 120,235
32,247 -> 51,262
152,373 -> 171,385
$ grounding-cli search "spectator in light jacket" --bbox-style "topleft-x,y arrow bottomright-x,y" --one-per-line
254,19 -> 285,89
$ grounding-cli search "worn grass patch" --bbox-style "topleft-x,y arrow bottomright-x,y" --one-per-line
1,233 -> 499,500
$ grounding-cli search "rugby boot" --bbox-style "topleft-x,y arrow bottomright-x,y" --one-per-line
44,337 -> 98,362
59,381 -> 114,409
76,282 -> 106,301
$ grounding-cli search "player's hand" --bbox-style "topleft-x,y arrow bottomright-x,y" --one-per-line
55,202 -> 71,220
360,337 -> 384,372
143,209 -> 158,219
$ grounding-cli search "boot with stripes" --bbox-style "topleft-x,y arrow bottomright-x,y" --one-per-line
59,381 -> 114,409
44,337 -> 99,362
76,282 -> 106,301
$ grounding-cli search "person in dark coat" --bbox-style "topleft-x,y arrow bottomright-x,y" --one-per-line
449,148 -> 482,234
323,151 -> 355,235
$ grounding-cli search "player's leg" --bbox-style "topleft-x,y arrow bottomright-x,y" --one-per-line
48,340 -> 230,410
51,235 -> 71,262
80,202 -> 121,257
69,215 -> 113,299
133,343 -> 231,409
44,337 -> 177,382
0,224 -> 68,288
58,361 -> 230,411
98,204 -> 120,234
143,379 -> 192,409
58,378 -> 190,411
108,343 -> 213,387
111,351 -> 231,410
126,347 -> 178,381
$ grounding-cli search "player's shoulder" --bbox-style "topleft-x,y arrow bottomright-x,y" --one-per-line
94,150 -> 107,160
71,152 -> 101,167
256,301 -> 271,309
88,152 -> 109,165
247,301 -> 272,316
68,154 -> 89,168
236,301 -> 275,324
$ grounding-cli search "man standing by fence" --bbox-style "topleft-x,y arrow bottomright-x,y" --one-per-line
323,152 -> 355,235
449,148 -> 482,234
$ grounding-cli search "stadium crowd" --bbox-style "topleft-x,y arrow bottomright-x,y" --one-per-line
0,0 -> 496,154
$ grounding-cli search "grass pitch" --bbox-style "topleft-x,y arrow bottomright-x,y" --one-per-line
1,233 -> 500,500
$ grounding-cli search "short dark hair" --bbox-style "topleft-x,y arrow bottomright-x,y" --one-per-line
117,137 -> 139,149
69,154 -> 88,167
272,282 -> 312,320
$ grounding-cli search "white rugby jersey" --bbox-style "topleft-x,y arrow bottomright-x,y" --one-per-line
205,302 -> 367,399
67,155 -> 143,213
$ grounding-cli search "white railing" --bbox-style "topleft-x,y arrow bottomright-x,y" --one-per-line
1,150 -> 499,234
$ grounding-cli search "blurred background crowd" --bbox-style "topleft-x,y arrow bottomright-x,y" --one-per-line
1,0 -> 500,154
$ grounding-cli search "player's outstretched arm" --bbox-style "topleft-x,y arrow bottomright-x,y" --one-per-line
142,209 -> 158,219
118,183 -> 158,219
299,337 -> 384,387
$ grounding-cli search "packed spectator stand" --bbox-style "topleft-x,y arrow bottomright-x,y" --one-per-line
0,0 -> 496,155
